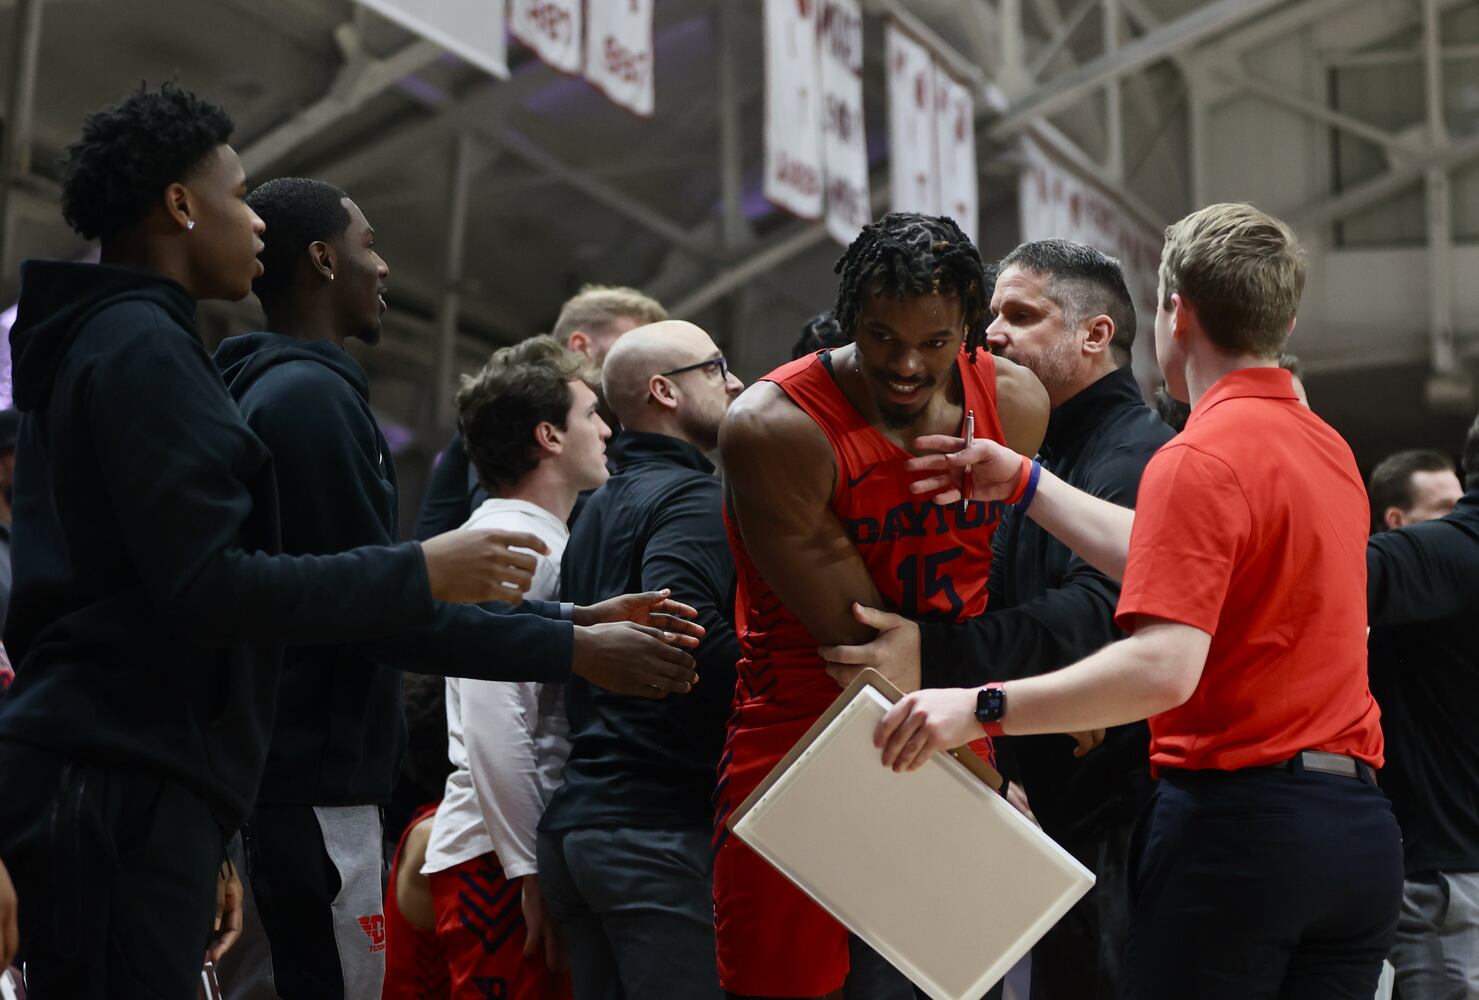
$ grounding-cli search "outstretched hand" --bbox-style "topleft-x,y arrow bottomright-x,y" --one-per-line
575,589 -> 705,648
571,621 -> 699,698
906,435 -> 1025,507
421,528 -> 549,604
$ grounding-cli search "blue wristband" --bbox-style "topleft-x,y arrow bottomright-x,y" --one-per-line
1017,460 -> 1042,512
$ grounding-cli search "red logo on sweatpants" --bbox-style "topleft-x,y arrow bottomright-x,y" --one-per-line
358,914 -> 387,952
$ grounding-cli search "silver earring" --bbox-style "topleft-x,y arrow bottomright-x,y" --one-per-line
186,220 -> 195,231
328,273 -> 335,281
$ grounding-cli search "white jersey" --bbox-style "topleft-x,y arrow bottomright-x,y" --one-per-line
422,498 -> 572,879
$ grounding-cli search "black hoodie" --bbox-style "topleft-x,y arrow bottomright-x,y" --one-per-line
214,332 -> 574,806
0,261 -> 439,829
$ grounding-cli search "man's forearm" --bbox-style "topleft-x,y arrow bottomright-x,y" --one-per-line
999,622 -> 1207,734
1024,468 -> 1135,581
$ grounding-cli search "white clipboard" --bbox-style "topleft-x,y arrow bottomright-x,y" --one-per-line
729,669 -> 1095,1000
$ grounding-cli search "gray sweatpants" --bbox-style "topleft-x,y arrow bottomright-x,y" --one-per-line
1389,870 -> 1479,1000
217,804 -> 385,1000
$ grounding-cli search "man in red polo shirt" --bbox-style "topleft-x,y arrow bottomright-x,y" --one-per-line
877,202 -> 1402,999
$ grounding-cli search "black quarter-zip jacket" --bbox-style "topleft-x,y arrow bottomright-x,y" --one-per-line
0,261 -> 437,829
214,331 -> 575,807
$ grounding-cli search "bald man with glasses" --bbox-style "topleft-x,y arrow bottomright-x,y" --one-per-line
538,321 -> 745,999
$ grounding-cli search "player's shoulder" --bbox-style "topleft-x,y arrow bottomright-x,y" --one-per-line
723,379 -> 814,441
721,380 -> 832,483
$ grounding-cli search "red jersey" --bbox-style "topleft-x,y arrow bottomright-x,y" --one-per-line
725,347 -> 1008,726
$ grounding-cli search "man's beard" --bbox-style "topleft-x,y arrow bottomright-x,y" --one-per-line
678,405 -> 724,453
1015,335 -> 1079,398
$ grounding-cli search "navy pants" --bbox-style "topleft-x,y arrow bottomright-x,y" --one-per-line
1126,759 -> 1403,999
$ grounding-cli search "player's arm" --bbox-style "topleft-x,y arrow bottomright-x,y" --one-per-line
719,383 -> 884,646
992,354 -> 1049,457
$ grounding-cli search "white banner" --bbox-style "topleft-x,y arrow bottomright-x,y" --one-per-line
510,0 -> 583,75
819,0 -> 869,246
353,0 -> 507,79
886,23 -> 938,222
934,64 -> 978,246
584,0 -> 655,117
764,0 -> 824,219
1018,136 -> 1162,320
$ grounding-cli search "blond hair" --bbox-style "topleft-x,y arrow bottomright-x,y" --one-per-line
551,284 -> 668,345
1158,203 -> 1305,358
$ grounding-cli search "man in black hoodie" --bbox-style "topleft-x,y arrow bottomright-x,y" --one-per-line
0,86 -> 698,1000
214,178 -> 703,1000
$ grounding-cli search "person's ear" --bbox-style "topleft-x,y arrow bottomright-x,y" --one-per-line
567,331 -> 593,360
534,421 -> 563,456
163,181 -> 193,232
1383,506 -> 1405,531
1170,293 -> 1193,341
1082,314 -> 1114,357
308,241 -> 336,283
648,375 -> 679,412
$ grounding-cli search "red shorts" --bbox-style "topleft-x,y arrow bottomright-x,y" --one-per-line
428,854 -> 570,1000
714,716 -> 851,997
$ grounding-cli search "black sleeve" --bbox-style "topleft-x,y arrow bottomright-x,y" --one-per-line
413,431 -> 475,541
371,601 -> 574,683
1367,496 -> 1479,627
639,479 -> 740,686
89,317 -> 434,646
918,444 -> 1150,688
243,364 -> 573,681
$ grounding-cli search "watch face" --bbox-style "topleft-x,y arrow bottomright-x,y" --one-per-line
975,686 -> 1005,723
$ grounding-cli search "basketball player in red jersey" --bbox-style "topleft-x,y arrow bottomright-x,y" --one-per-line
716,214 -> 1050,999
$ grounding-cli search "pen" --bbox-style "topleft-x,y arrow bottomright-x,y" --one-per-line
961,409 -> 975,513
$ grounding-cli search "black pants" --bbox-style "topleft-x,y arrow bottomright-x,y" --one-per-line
0,740 -> 224,1000
537,825 -> 723,1000
1028,812 -> 1136,1000
1126,759 -> 1403,999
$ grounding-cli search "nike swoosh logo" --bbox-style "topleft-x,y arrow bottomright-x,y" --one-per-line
846,464 -> 877,489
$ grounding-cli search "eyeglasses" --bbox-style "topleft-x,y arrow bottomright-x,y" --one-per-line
658,355 -> 729,380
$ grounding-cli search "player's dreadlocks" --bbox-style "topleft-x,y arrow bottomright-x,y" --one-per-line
832,213 -> 992,361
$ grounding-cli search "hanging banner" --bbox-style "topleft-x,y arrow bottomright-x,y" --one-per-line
510,0 -> 583,75
1018,135 -> 1162,319
933,64 -> 978,246
353,0 -> 507,79
819,0 -> 869,246
886,23 -> 938,222
764,0 -> 824,219
585,0 -> 655,117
